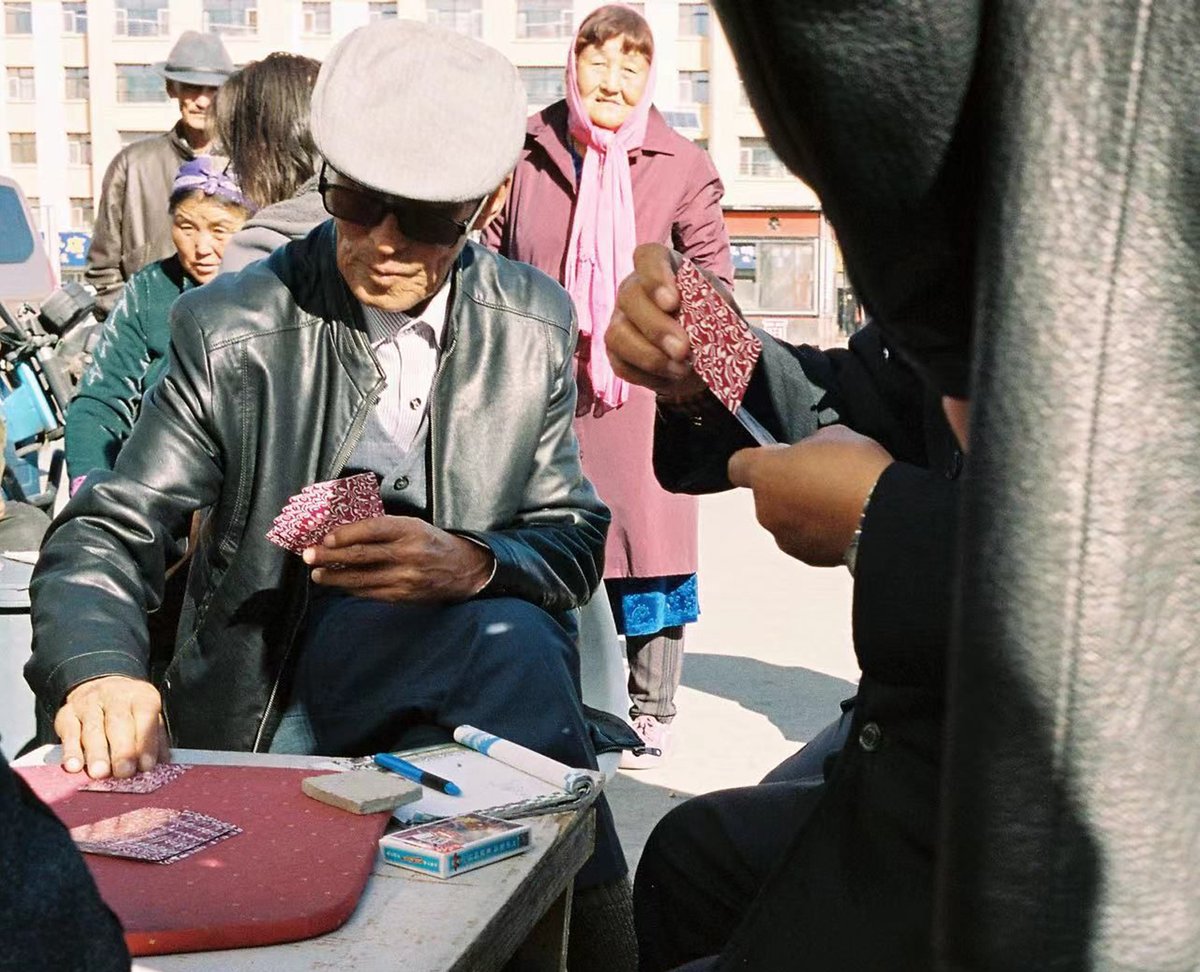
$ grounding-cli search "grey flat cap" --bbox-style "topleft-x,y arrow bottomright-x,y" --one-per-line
310,20 -> 527,203
154,31 -> 234,87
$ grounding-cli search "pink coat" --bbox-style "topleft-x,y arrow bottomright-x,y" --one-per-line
484,102 -> 733,580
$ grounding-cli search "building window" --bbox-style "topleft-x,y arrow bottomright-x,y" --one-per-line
660,108 -> 702,137
731,238 -> 818,315
678,3 -> 709,37
427,0 -> 482,37
67,133 -> 92,165
4,2 -> 32,35
70,197 -> 95,232
301,1 -> 329,34
367,2 -> 396,20
203,0 -> 258,36
64,66 -> 89,99
9,133 -> 36,165
516,0 -> 571,40
518,66 -> 565,108
115,1 -> 168,37
738,137 -> 790,179
62,1 -> 88,34
119,130 -> 160,146
6,67 -> 35,101
678,70 -> 709,106
116,64 -> 167,103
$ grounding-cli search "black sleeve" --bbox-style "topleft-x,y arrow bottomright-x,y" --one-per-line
654,321 -> 934,494
0,754 -> 131,971
850,461 -> 960,687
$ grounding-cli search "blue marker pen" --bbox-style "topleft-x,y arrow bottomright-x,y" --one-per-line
373,752 -> 462,796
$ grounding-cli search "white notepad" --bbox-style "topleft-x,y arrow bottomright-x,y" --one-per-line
373,726 -> 600,825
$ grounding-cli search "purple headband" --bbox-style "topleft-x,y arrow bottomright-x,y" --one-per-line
171,158 -> 257,213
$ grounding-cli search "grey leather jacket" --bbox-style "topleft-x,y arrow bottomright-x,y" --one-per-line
29,224 -> 608,751
84,124 -> 196,318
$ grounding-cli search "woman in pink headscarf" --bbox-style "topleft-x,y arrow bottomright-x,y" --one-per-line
485,4 -> 732,768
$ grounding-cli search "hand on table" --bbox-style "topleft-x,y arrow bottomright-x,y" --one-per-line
56,675 -> 170,779
728,426 -> 895,567
304,515 -> 495,602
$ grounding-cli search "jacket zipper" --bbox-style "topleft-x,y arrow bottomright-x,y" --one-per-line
251,338 -> 386,753
426,324 -> 457,526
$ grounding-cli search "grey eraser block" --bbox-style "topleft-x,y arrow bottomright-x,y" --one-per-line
302,770 -> 423,814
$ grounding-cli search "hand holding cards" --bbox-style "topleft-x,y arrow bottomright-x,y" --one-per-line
266,472 -> 385,555
674,258 -> 776,445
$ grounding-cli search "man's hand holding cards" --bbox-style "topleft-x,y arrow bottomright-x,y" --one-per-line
609,244 -> 776,444
266,472 -> 386,555
269,473 -> 494,603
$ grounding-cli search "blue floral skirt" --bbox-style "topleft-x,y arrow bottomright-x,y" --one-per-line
605,574 -> 700,637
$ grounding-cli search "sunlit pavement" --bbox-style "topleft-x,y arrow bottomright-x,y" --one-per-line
607,487 -> 859,873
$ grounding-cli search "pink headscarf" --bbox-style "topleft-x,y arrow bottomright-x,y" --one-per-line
563,10 -> 658,413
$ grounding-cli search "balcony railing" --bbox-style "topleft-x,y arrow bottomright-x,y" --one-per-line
427,8 -> 482,38
202,9 -> 257,36
114,9 -> 169,37
516,9 -> 572,40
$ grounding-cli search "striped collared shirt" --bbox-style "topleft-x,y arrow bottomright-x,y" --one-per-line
355,281 -> 451,463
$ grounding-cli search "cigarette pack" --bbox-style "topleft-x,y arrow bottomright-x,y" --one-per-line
379,813 -> 531,878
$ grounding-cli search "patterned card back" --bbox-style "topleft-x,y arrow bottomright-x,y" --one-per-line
675,259 -> 763,413
266,472 -> 385,554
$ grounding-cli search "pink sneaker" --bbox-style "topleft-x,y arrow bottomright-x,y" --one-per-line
619,715 -> 672,770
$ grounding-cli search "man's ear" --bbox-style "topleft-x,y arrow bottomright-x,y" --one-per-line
475,175 -> 512,232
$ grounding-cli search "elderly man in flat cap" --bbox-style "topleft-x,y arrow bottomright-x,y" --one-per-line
85,30 -> 233,318
30,21 -> 633,964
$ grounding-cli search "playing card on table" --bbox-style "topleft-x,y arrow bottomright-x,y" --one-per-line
79,762 -> 191,794
266,472 -> 385,555
675,259 -> 764,414
70,807 -> 241,864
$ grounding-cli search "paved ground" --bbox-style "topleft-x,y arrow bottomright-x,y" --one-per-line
605,487 -> 859,874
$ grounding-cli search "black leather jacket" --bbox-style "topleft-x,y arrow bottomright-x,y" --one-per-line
28,225 -> 609,751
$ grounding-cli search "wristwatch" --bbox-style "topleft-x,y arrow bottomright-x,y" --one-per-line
842,483 -> 878,577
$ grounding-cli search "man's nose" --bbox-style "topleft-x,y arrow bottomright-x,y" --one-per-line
193,87 -> 217,107
368,211 -> 409,249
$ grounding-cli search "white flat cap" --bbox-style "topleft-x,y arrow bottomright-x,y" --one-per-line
310,19 -> 527,203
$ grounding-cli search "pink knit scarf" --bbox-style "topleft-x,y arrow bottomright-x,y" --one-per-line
563,27 -> 657,413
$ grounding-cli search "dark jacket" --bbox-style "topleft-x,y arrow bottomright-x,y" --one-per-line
65,255 -> 195,481
713,4 -> 1200,967
85,123 -> 197,317
656,323 -> 961,970
29,225 -> 608,752
0,753 -> 130,971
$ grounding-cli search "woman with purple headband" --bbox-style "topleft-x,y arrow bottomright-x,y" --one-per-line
66,157 -> 253,488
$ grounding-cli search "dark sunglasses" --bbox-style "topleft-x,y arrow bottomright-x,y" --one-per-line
318,163 -> 475,247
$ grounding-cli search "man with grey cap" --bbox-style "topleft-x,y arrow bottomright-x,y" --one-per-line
30,20 -> 632,962
85,31 -> 233,317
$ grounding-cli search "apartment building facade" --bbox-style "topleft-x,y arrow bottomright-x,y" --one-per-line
1,0 -> 848,344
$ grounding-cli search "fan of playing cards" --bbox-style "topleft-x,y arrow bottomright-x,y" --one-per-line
266,472 -> 385,555
674,258 -> 776,445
